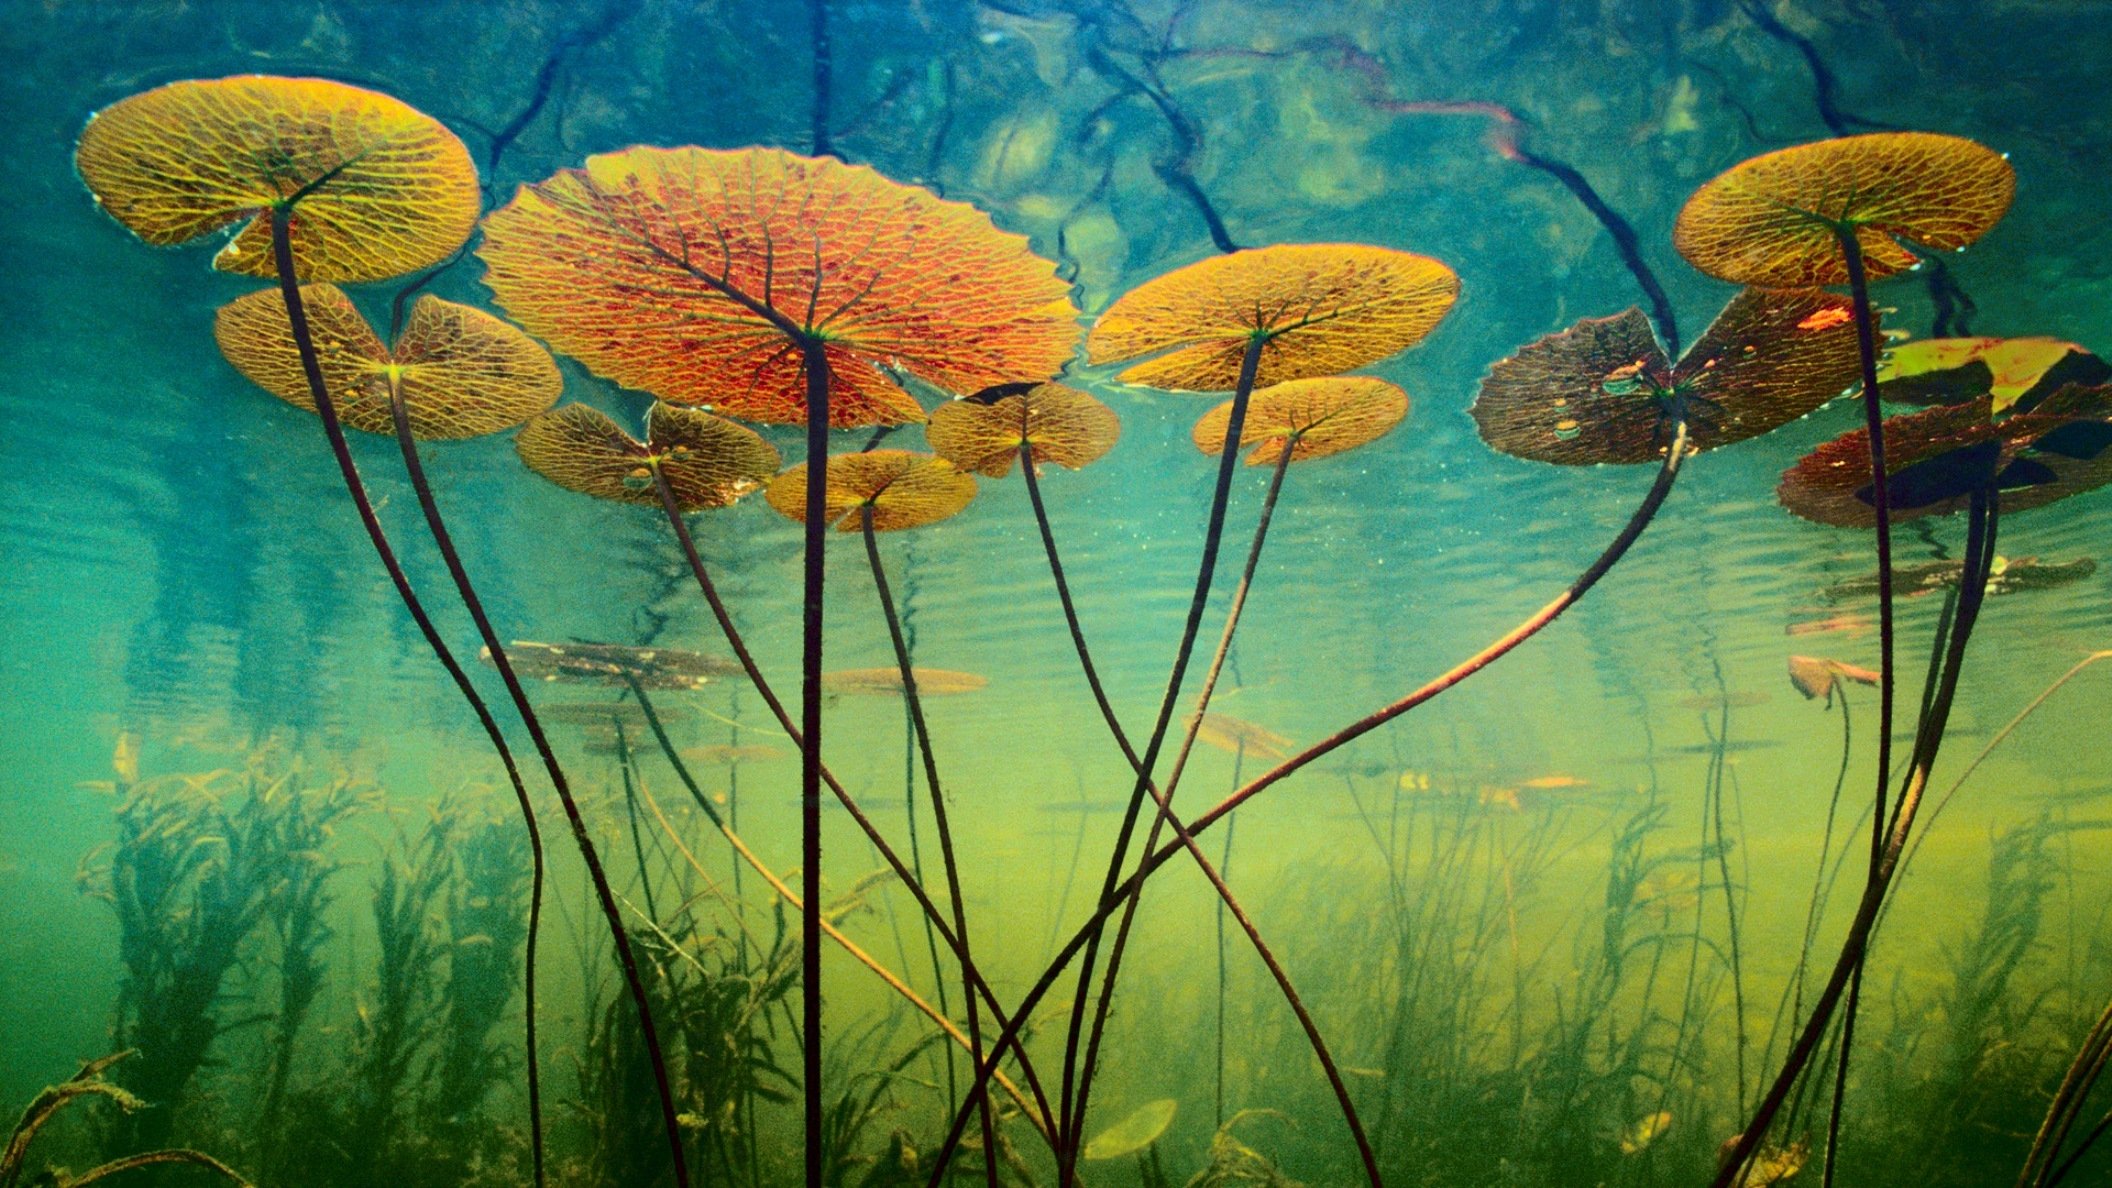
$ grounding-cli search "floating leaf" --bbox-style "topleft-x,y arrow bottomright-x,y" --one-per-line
764,450 -> 977,532
820,667 -> 989,696
1778,386 -> 2112,527
77,76 -> 479,282
479,145 -> 1078,428
215,286 -> 560,438
535,701 -> 692,728
1788,655 -> 1882,701
488,641 -> 741,690
1471,288 -> 1861,465
1192,376 -> 1408,466
1877,337 -> 2108,412
1189,713 -> 1293,762
1674,132 -> 2014,287
1621,1111 -> 1673,1155
516,403 -> 779,513
1082,1098 -> 1178,1160
1086,244 -> 1457,391
682,744 -> 788,765
925,383 -> 1121,477
1823,555 -> 2098,601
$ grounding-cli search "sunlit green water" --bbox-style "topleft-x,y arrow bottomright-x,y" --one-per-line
3,2 -> 2111,1185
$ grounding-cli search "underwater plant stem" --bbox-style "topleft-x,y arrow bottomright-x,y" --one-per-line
1013,444 -> 1372,1180
1071,442 -> 1306,1169
932,421 -> 1691,1183
625,724 -> 1052,1141
613,727 -> 661,922
1711,487 -> 1998,1188
1792,690 -> 1854,1032
1055,333 -> 1263,1168
371,380 -> 672,1183
797,338 -> 831,1188
263,212 -> 549,1184
644,472 -> 1052,1127
2026,991 -> 2112,1187
1904,650 -> 2112,885
860,510 -> 999,1188
1838,228 -> 1898,874
1216,745 -> 1243,1130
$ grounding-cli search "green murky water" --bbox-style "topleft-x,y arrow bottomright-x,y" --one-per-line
4,2 -> 2111,1185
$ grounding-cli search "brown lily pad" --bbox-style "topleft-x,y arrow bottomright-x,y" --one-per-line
1086,243 -> 1457,391
925,383 -> 1121,478
1778,386 -> 2112,527
1472,288 -> 1862,465
1675,132 -> 2014,287
515,402 -> 779,514
764,450 -> 977,532
1192,376 -> 1409,466
215,285 -> 560,438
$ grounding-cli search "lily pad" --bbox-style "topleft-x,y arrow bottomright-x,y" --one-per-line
764,451 -> 977,532
1472,288 -> 1862,464
77,75 -> 479,282
479,145 -> 1078,428
215,286 -> 560,438
1675,132 -> 2014,287
1778,386 -> 2112,527
515,403 -> 779,513
1877,337 -> 2108,412
1191,376 -> 1409,466
925,382 -> 1121,477
1086,243 -> 1457,391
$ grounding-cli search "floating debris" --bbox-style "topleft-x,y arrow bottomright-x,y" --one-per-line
536,701 -> 692,728
1190,712 -> 1293,762
1788,656 -> 1882,702
487,640 -> 741,690
821,667 -> 989,696
1823,555 -> 2097,602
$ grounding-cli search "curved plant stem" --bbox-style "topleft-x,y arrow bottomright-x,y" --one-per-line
797,339 -> 831,1188
1216,745 -> 1242,1129
623,695 -> 1051,1141
1903,650 -> 2112,883
266,203 -> 591,1187
1055,333 -> 1262,1170
2022,988 -> 2112,1186
933,421 -> 1692,1184
612,726 -> 661,922
1712,486 -> 1997,1188
376,384 -> 670,1182
646,469 -> 1056,1135
861,507 -> 998,1187
1072,444 -> 1326,1175
1017,434 -> 1369,1174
